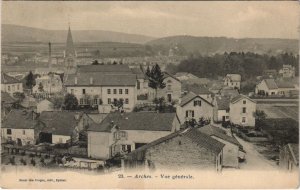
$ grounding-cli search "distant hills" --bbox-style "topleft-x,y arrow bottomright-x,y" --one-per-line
2,24 -> 298,55
147,35 -> 298,55
1,24 -> 155,44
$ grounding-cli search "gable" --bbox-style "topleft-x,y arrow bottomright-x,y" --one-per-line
180,95 -> 214,107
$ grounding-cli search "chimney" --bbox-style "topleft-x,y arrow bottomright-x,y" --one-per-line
48,42 -> 52,68
75,77 -> 77,85
90,77 -> 93,85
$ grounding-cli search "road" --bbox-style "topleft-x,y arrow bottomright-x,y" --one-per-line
235,136 -> 278,170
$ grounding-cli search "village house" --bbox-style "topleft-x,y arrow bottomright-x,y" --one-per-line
223,74 -> 241,90
176,92 -> 214,124
229,95 -> 256,127
130,67 -> 149,97
279,64 -> 295,78
122,128 -> 224,172
38,111 -> 93,144
32,74 -> 63,95
153,72 -> 182,103
213,96 -> 231,123
255,78 -> 296,96
198,125 -> 244,168
279,143 -> 299,172
220,86 -> 239,98
87,112 -> 180,160
1,72 -> 23,95
2,109 -> 39,146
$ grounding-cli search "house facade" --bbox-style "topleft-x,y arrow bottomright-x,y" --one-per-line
279,65 -> 295,78
223,74 -> 241,90
213,96 -> 231,123
154,72 -> 182,103
229,95 -> 256,127
123,128 -> 224,172
255,78 -> 296,97
87,112 -> 180,160
1,73 -> 23,95
1,110 -> 38,145
32,74 -> 63,94
176,92 -> 214,124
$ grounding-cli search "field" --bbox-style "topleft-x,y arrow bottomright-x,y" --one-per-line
257,104 -> 298,121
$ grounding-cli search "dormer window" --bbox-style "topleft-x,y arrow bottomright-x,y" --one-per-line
194,100 -> 201,106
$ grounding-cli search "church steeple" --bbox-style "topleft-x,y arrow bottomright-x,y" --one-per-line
65,26 -> 75,57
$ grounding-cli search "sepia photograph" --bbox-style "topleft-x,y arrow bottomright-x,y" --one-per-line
0,1 -> 299,189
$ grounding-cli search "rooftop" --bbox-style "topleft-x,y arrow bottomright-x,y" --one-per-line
288,143 -> 299,165
125,128 -> 225,161
3,109 -> 38,129
225,74 -> 241,82
1,92 -> 16,104
180,92 -> 213,107
1,73 -> 21,84
230,94 -> 256,104
88,112 -> 178,132
77,64 -> 132,73
215,96 -> 231,110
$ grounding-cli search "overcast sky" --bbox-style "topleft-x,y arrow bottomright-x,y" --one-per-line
2,1 -> 299,39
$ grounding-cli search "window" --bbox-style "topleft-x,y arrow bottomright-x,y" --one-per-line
94,98 -> 98,105
121,145 -> 132,153
108,98 -> 111,104
71,89 -> 74,94
125,89 -> 129,94
7,129 -> 11,135
22,130 -> 25,135
7,86 -> 10,91
167,85 -> 172,90
119,89 -> 123,94
186,110 -> 194,118
225,116 -> 229,119
12,85 -> 15,91
194,100 -> 201,106
242,117 -> 246,123
17,85 -> 20,90
242,107 -> 246,113
137,81 -> 140,89
82,89 -> 86,94
125,98 -> 129,104
243,100 -> 246,104
167,80 -> 172,83
80,98 -> 84,105
113,98 -> 118,104
107,89 -> 111,94
113,89 -> 117,94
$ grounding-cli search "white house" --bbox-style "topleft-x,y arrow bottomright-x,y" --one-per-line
224,74 -> 241,90
184,84 -> 213,103
32,74 -> 63,94
176,92 -> 214,124
1,73 -> 23,95
229,95 -> 256,127
153,72 -> 182,103
199,125 -> 244,168
2,110 -> 38,145
87,112 -> 180,160
279,65 -> 295,78
213,96 -> 231,123
255,78 -> 296,96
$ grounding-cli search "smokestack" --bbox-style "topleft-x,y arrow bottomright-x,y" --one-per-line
48,42 -> 52,68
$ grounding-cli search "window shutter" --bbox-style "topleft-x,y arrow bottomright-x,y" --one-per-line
194,101 -> 196,106
192,111 -> 194,117
186,111 -> 188,117
199,101 -> 201,106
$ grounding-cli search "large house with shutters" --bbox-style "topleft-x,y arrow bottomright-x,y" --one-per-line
64,65 -> 139,112
176,92 -> 214,124
229,95 -> 256,127
87,112 -> 180,160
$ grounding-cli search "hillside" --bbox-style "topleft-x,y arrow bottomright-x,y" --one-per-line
147,35 -> 298,55
2,24 -> 155,44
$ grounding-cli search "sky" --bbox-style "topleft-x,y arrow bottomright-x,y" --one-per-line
2,1 -> 299,39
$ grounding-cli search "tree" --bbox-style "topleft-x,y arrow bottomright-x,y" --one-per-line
92,60 -> 99,65
52,96 -> 64,109
148,64 -> 166,99
64,93 -> 78,110
145,66 -> 151,77
26,71 -> 35,92
38,82 -> 44,92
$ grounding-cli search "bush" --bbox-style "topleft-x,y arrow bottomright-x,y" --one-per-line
31,159 -> 36,166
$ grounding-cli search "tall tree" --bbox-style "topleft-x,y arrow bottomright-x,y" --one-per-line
64,93 -> 78,110
145,66 -> 151,77
38,82 -> 44,92
148,64 -> 166,99
26,71 -> 35,92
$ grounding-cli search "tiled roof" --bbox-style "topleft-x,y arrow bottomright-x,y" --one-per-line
230,94 -> 256,104
225,74 -> 241,82
130,68 -> 147,80
39,111 -> 82,136
215,96 -> 230,110
88,112 -> 177,132
221,87 -> 239,97
163,72 -> 181,82
3,109 -> 38,129
264,79 -> 278,90
64,73 -> 137,86
198,125 -> 242,147
180,92 -> 213,107
276,81 -> 295,89
125,128 -> 225,161
288,143 -> 299,165
187,85 -> 211,95
1,92 -> 16,104
77,65 -> 132,73
1,73 -> 21,84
